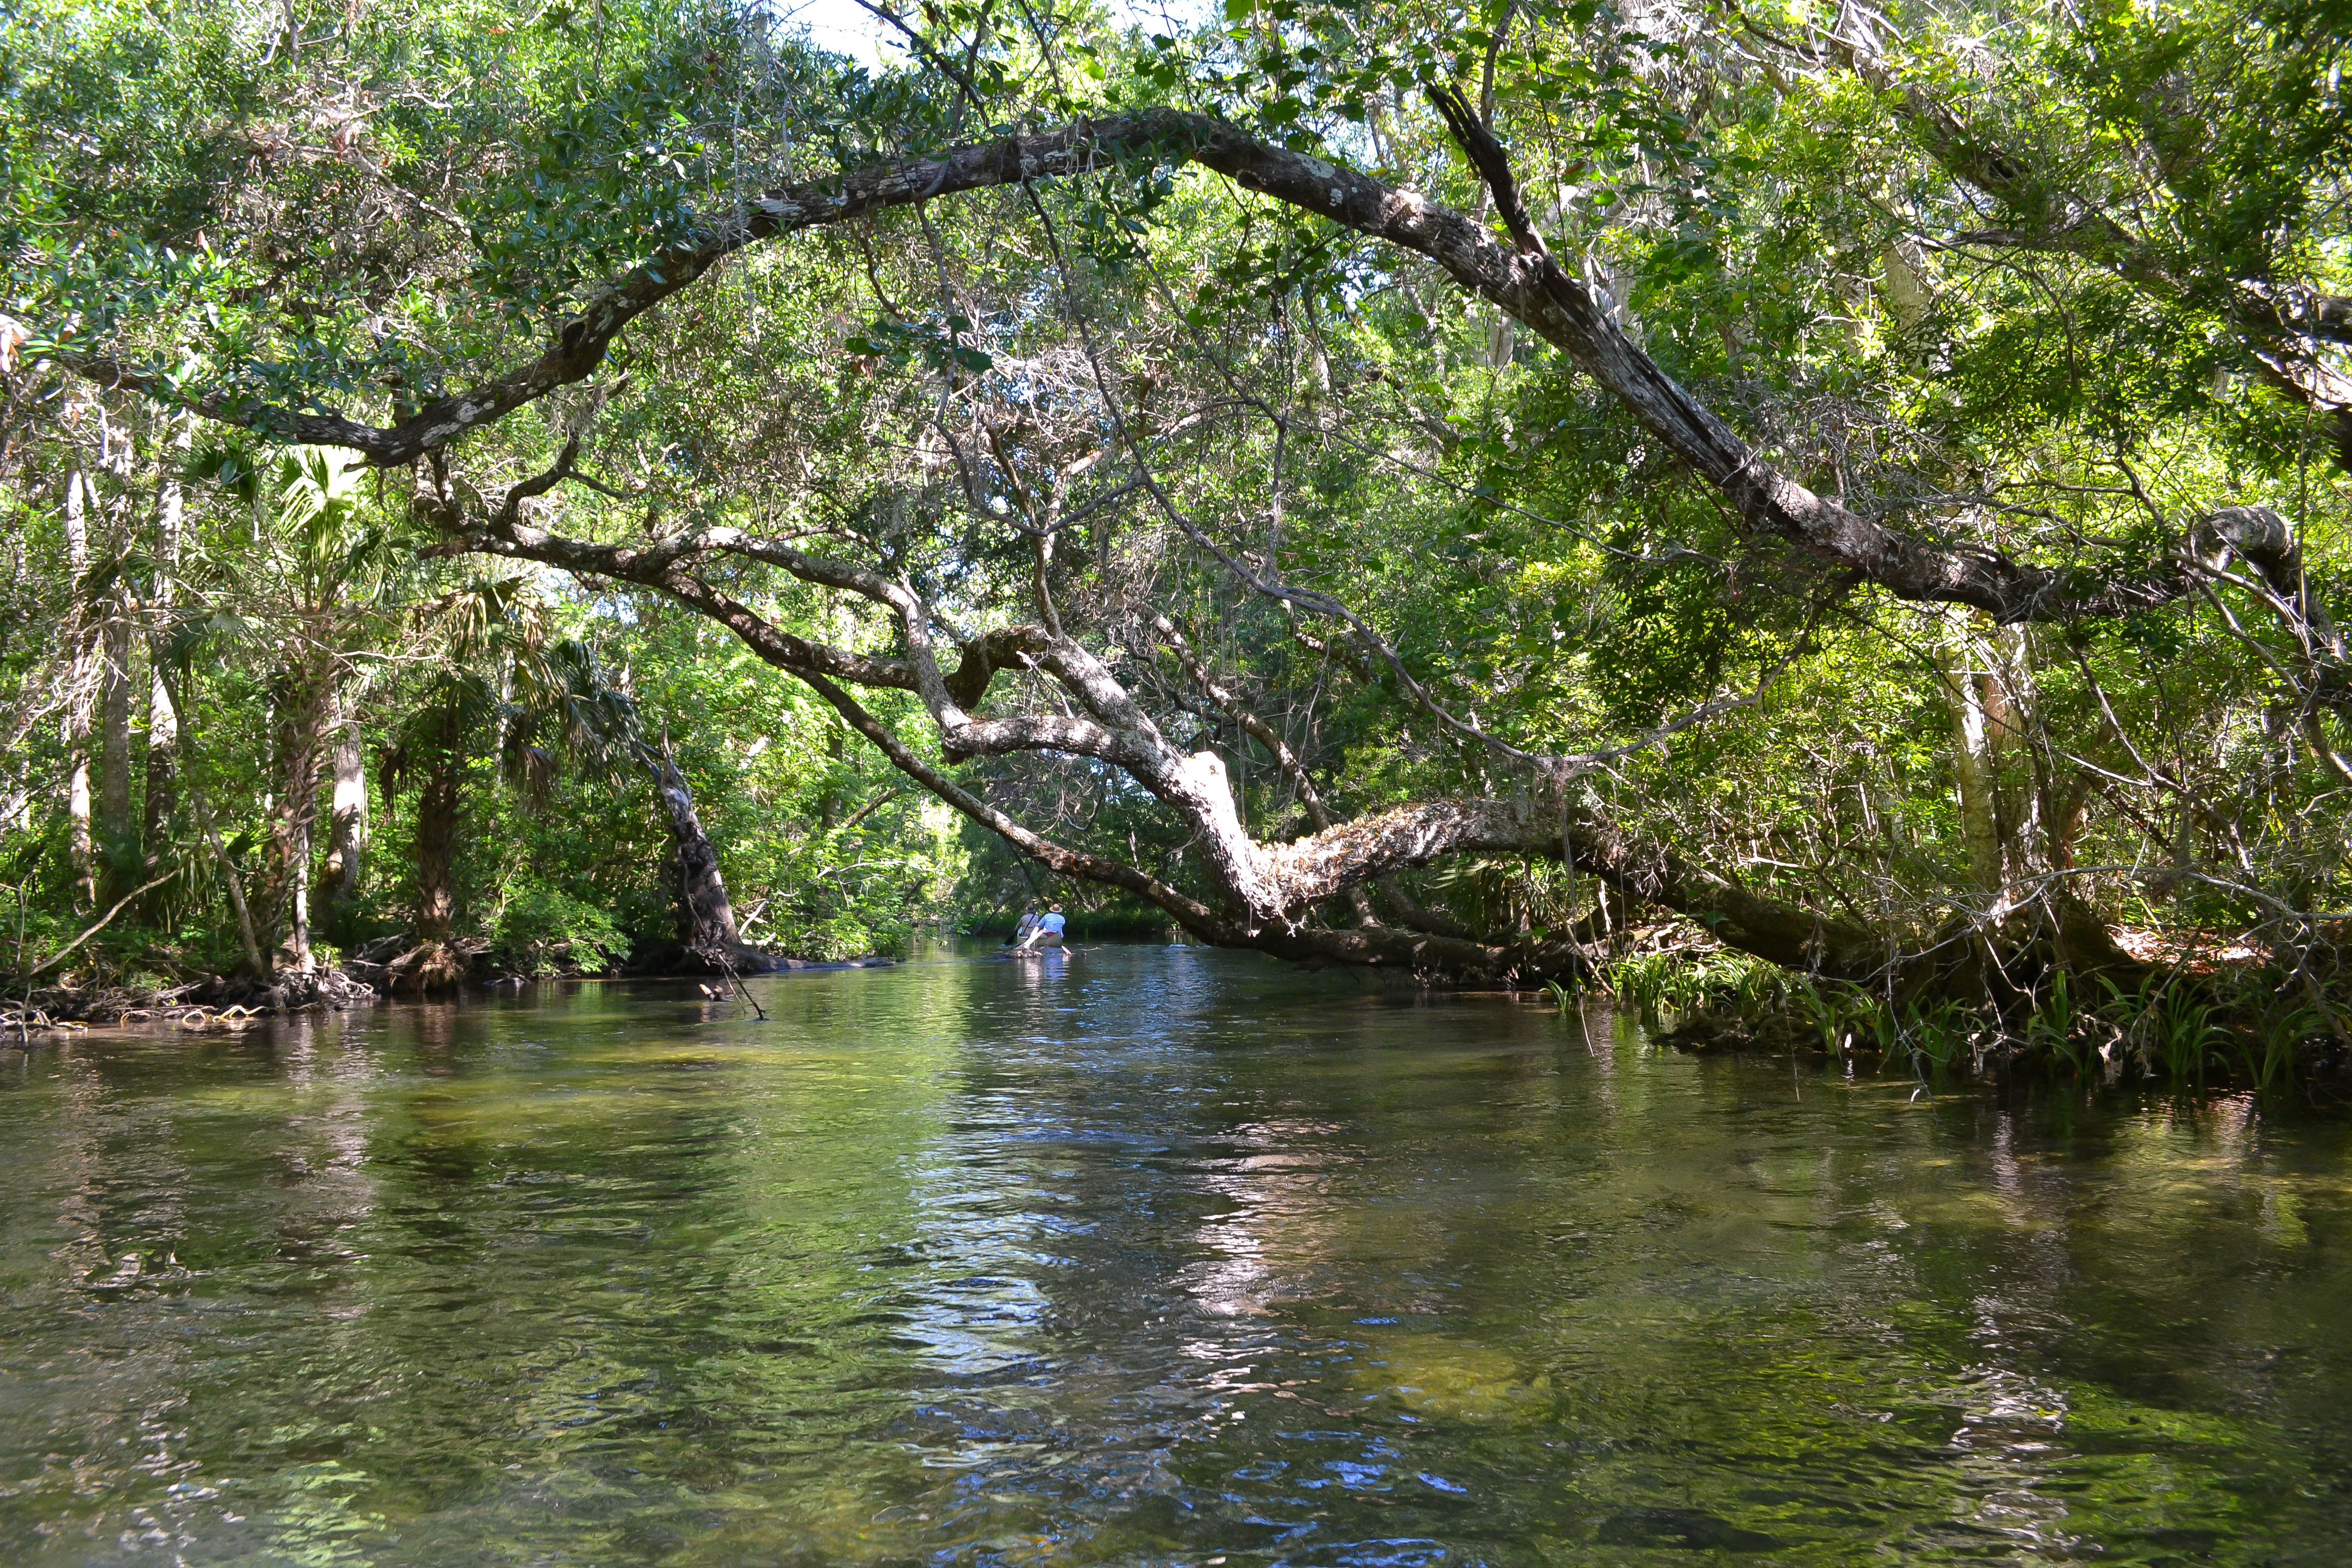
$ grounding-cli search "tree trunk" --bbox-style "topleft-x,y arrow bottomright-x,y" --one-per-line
381,689 -> 469,995
282,822 -> 312,971
142,416 -> 189,866
318,704 -> 368,937
264,664 -> 334,973
193,788 -> 265,981
93,425 -> 139,903
817,721 -> 845,829
1976,626 -> 2137,977
413,692 -> 462,944
643,740 -> 771,972
62,471 -> 95,909
1930,620 -> 2135,992
142,664 -> 175,857
99,611 -> 134,900
1937,626 -> 2006,904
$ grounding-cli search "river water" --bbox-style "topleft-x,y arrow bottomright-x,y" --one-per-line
2,944 -> 2348,1565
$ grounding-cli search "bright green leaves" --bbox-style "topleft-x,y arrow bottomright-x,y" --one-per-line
467,30 -> 798,315
1588,546 -> 1770,728
10,0 -> 901,420
847,315 -> 994,376
1070,153 -> 1184,270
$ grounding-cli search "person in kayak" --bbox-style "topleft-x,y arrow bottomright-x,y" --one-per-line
1014,905 -> 1067,951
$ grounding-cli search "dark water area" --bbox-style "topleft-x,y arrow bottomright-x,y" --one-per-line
2,943 -> 2349,1565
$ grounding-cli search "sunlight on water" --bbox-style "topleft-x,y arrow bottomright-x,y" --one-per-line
2,944 -> 2348,1564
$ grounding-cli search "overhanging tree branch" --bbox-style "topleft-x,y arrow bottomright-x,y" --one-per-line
54,106 -> 2248,625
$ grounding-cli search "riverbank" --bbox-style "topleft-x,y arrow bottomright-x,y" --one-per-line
4,965 -> 382,1035
19,914 -> 2352,1097
4,938 -> 910,1035
1587,918 -> 2352,1092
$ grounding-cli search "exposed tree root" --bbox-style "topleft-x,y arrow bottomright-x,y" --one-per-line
4,965 -> 379,1027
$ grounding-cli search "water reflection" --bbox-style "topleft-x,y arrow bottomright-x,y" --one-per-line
0,947 -> 2347,1565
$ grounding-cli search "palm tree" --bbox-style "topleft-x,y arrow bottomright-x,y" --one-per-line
375,591 -> 771,990
172,445 -> 415,973
128,444 -> 415,980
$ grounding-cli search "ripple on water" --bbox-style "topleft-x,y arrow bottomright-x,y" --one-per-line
0,947 -> 2348,1565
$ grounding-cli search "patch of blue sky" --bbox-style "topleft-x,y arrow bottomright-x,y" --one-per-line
771,0 -> 1215,70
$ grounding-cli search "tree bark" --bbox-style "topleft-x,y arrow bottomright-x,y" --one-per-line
462,509 -> 1914,985
1979,625 -> 2053,883
61,471 -> 95,909
413,689 -> 462,944
98,610 -> 134,899
142,416 -> 189,863
264,660 -> 335,972
382,689 -> 469,994
639,739 -> 773,973
1938,628 -> 2006,902
94,428 -> 138,902
318,704 -> 368,937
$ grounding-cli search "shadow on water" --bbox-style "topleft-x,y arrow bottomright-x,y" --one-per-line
1,942 -> 2348,1565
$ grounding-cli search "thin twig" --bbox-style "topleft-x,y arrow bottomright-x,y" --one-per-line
19,872 -> 173,979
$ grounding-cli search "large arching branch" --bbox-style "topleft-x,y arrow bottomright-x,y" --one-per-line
54,119 -> 1184,464
457,496 -> 1878,974
54,107 -> 2233,625
466,507 -> 1288,918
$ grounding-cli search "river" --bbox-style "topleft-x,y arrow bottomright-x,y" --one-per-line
1,943 -> 2347,1564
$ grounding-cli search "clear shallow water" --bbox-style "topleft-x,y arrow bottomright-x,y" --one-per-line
2,945 -> 2349,1566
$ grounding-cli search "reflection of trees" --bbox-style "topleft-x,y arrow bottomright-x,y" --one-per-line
942,975 -> 2352,1561
4,1035 -> 200,1551
3,962 -> 2348,1562
0,1014 -> 398,1559
1179,1115 -> 1355,1323
1453,1066 -> 2351,1557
